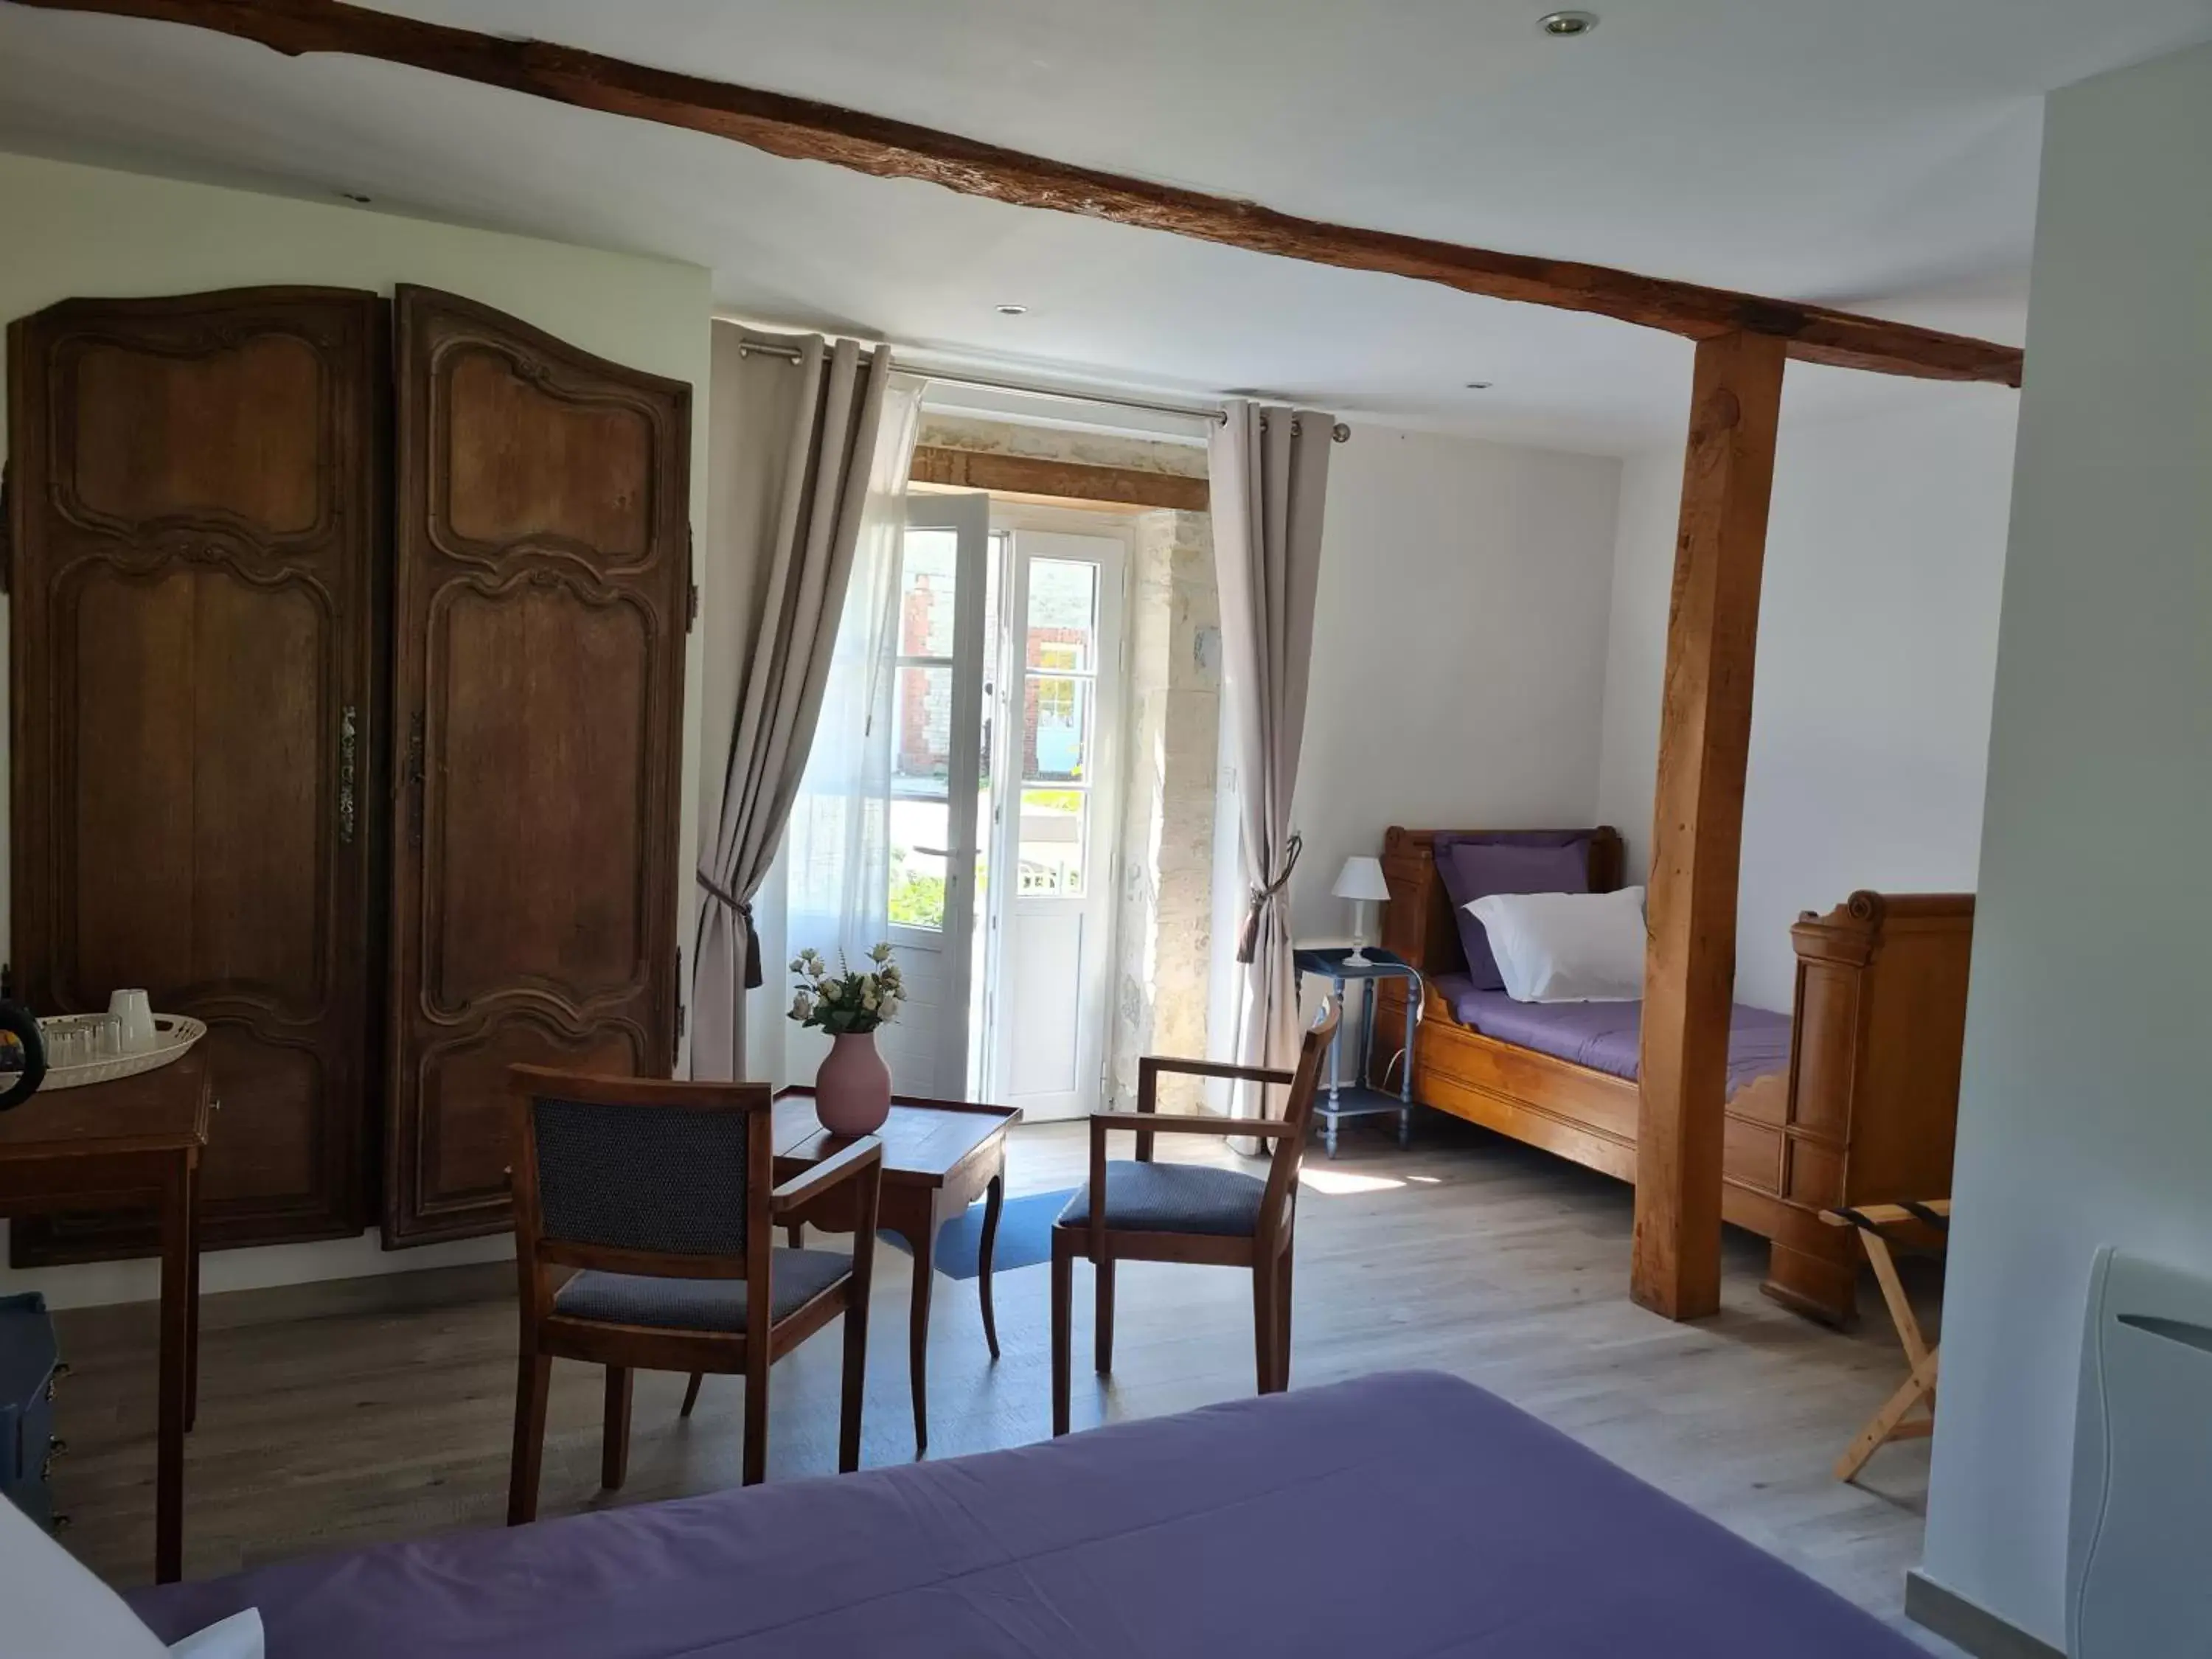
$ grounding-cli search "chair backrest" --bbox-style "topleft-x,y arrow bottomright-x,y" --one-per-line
1259,999 -> 1341,1248
507,1068 -> 773,1308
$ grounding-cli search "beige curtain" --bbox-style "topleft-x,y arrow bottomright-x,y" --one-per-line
691,330 -> 892,1079
1210,401 -> 1335,1116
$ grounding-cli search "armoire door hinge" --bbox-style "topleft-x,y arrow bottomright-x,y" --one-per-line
1,462 -> 13,596
674,947 -> 686,1043
686,526 -> 698,632
688,582 -> 699,631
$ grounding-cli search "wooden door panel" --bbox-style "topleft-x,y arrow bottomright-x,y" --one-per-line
66,335 -> 326,532
441,351 -> 655,557
8,288 -> 384,1264
430,583 -> 649,1010
386,286 -> 687,1246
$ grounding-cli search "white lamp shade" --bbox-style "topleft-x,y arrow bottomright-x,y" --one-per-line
1332,855 -> 1391,902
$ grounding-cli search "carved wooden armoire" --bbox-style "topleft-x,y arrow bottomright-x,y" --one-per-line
4,285 -> 689,1262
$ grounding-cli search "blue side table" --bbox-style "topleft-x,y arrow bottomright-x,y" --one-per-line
1294,945 -> 1420,1158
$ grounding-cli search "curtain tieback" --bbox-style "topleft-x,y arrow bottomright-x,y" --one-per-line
695,869 -> 764,990
1234,831 -> 1303,964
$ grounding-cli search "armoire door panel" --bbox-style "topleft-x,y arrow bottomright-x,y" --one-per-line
8,288 -> 385,1265
194,1027 -> 324,1207
67,566 -> 327,1004
386,286 -> 688,1247
430,582 -> 651,1011
65,334 -> 327,535
439,349 -> 655,560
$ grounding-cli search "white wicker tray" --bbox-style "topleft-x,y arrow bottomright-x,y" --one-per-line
31,1013 -> 207,1091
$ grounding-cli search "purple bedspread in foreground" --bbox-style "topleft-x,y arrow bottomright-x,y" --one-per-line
131,1371 -> 1921,1659
1431,978 -> 1792,1097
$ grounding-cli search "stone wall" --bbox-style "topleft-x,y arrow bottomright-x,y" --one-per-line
1111,509 -> 1220,1110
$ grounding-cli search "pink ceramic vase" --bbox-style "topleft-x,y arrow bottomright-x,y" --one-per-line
814,1031 -> 891,1136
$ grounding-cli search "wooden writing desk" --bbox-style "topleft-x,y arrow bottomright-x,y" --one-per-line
771,1090 -> 1017,1455
0,1051 -> 211,1581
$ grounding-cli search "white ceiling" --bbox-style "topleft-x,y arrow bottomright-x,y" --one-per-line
3,0 -> 2208,451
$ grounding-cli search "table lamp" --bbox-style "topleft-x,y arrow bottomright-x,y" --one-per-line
1332,855 -> 1392,965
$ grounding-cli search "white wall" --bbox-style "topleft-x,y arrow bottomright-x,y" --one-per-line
1289,425 -> 1621,940
1594,388 -> 2017,1009
1921,41 -> 2212,1649
0,150 -> 715,1308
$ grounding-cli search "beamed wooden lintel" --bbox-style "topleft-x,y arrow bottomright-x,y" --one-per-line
1632,330 -> 1787,1322
8,0 -> 2025,386
908,447 -> 1208,512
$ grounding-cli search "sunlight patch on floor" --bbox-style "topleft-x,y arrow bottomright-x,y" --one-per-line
1298,1167 -> 1406,1196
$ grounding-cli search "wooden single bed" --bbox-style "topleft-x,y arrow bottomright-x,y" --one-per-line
1371,827 -> 1972,1326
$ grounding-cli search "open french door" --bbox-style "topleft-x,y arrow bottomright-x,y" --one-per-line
976,521 -> 1127,1121
874,495 -> 1128,1119
877,492 -> 990,1099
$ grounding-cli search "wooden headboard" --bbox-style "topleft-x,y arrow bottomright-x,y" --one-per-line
1378,826 -> 1627,976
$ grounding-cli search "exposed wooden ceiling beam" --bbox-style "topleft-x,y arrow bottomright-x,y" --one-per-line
13,0 -> 2025,386
910,447 -> 1209,514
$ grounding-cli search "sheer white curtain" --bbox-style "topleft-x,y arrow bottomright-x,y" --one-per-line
782,374 -> 927,983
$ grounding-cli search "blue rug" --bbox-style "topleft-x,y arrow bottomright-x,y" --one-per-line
881,1188 -> 1074,1280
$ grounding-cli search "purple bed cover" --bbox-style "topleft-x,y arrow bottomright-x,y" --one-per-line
131,1371 -> 1923,1659
1430,975 -> 1792,1097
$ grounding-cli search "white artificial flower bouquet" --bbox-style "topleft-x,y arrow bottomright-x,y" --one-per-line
787,944 -> 902,1035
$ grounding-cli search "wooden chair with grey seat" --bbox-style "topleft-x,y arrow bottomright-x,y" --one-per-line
505,1066 -> 883,1523
1051,1000 -> 1339,1436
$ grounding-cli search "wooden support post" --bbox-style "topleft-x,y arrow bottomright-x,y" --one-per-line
1631,330 -> 1786,1321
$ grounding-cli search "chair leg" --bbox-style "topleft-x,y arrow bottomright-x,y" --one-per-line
1276,1247 -> 1295,1391
1252,1258 -> 1281,1397
742,1341 -> 771,1486
679,1372 -> 704,1418
839,1289 -> 870,1475
1094,1255 -> 1116,1376
1051,1233 -> 1074,1437
507,1351 -> 551,1526
601,1366 -> 633,1490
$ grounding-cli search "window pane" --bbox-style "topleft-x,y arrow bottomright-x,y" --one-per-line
894,665 -> 953,789
900,528 -> 959,658
888,797 -> 949,931
1023,673 -> 1091,784
1024,558 -> 1097,673
1017,788 -> 1086,896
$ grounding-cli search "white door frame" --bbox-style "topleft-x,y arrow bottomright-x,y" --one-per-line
977,502 -> 1133,1121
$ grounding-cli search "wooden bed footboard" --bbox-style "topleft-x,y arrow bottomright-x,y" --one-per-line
1369,827 -> 1973,1326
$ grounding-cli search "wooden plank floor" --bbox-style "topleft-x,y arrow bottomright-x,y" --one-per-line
49,1114 -> 1947,1644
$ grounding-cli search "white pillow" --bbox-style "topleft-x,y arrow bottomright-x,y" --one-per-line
1467,886 -> 1648,1003
169,1610 -> 265,1659
0,1497 -> 262,1658
0,1491 -> 167,1657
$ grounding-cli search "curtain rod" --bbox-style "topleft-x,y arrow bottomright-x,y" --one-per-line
733,337 -> 1352,442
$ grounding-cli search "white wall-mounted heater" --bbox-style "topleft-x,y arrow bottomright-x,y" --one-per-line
2069,1246 -> 2212,1658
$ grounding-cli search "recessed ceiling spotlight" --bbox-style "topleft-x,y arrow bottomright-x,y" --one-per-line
1537,10 -> 1599,38
994,302 -> 1029,316
1464,380 -> 1495,391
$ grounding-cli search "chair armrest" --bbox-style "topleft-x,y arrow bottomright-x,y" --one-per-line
1089,1111 -> 1299,1141
1133,1056 -> 1295,1161
771,1135 -> 883,1217
1136,1054 -> 1295,1094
